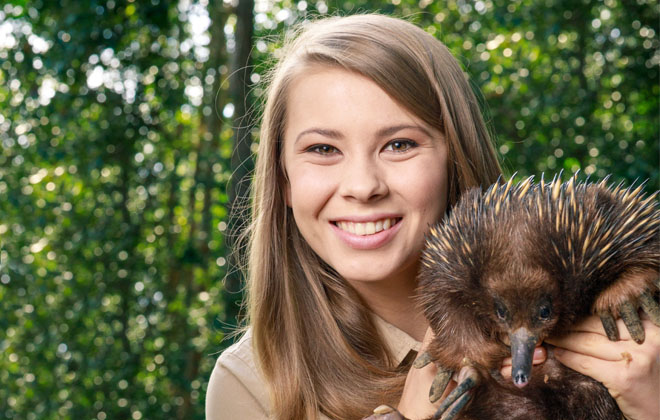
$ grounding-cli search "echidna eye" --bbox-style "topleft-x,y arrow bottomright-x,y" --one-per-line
539,305 -> 552,320
495,303 -> 507,321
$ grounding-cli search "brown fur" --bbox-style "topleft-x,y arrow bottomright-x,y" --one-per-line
416,174 -> 659,420
593,269 -> 657,317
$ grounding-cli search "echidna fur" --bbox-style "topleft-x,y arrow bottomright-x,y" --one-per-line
415,172 -> 659,420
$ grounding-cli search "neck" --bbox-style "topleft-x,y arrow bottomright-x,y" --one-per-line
348,267 -> 429,342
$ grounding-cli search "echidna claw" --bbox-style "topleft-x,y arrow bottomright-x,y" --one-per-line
488,368 -> 504,381
599,311 -> 619,341
432,365 -> 479,420
413,351 -> 433,369
429,366 -> 453,403
619,301 -> 645,344
639,290 -> 660,327
440,392 -> 472,420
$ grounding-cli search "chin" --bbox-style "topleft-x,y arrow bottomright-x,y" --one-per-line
342,266 -> 414,287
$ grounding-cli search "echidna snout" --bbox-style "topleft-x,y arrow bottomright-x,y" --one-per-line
510,327 -> 538,388
492,290 -> 558,387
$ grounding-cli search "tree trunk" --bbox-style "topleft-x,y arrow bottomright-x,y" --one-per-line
225,0 -> 255,328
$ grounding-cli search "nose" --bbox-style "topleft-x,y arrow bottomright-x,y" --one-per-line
513,370 -> 529,388
338,157 -> 388,202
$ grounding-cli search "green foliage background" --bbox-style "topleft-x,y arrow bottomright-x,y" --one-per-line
0,0 -> 657,419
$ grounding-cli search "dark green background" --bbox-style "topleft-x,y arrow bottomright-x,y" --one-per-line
1,0 -> 657,418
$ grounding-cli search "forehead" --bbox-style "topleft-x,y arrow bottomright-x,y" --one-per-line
286,66 -> 392,110
283,66 -> 436,138
486,262 -> 559,298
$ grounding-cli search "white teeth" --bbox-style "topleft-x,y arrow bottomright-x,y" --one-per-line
336,218 -> 398,236
338,221 -> 355,234
365,222 -> 375,235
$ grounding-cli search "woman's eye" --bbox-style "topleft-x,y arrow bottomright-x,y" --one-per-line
307,144 -> 338,155
383,139 -> 417,152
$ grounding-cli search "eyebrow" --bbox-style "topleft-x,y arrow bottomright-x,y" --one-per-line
377,124 -> 433,138
294,124 -> 433,144
295,128 -> 343,144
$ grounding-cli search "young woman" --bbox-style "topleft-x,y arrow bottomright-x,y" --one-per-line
206,14 -> 660,420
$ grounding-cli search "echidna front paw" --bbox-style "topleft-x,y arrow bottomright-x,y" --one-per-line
594,271 -> 660,344
431,365 -> 479,420
598,288 -> 660,345
413,351 -> 433,369
638,289 -> 660,326
598,311 -> 620,341
429,366 -> 453,403
618,300 -> 645,344
412,351 -> 455,404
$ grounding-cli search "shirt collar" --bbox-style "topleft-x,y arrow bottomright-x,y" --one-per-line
371,313 -> 422,367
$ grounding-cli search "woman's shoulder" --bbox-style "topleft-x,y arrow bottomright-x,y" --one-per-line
206,328 -> 270,419
216,329 -> 258,376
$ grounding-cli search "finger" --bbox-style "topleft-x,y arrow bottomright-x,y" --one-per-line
547,332 -> 631,362
566,314 -> 619,335
501,347 -> 546,377
545,312 -> 657,349
561,315 -> 655,342
398,357 -> 441,419
365,405 -> 409,420
501,346 -> 546,366
432,366 -> 479,420
532,346 -> 547,365
551,347 -> 632,382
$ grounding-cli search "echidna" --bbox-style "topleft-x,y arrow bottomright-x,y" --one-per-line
414,173 -> 660,420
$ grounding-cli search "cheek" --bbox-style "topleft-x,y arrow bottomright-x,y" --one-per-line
431,171 -> 449,217
427,154 -> 449,217
286,166 -> 336,216
397,159 -> 448,220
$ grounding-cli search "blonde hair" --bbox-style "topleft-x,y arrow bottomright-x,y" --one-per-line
244,14 -> 501,420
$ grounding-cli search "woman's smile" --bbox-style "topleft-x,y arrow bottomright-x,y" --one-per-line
333,217 -> 401,236
330,217 -> 403,250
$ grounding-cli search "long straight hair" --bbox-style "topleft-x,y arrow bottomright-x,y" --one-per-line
244,14 -> 502,419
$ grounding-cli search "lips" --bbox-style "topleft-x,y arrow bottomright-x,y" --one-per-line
334,217 -> 400,236
330,216 -> 403,250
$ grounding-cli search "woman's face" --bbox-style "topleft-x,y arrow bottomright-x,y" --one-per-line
282,67 -> 448,290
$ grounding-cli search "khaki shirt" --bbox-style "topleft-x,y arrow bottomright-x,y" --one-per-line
205,316 -> 422,420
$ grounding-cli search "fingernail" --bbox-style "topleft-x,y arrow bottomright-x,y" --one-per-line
533,347 -> 545,360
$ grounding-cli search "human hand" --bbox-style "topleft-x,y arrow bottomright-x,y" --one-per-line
397,329 -> 547,419
545,314 -> 660,420
397,328 -> 456,420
